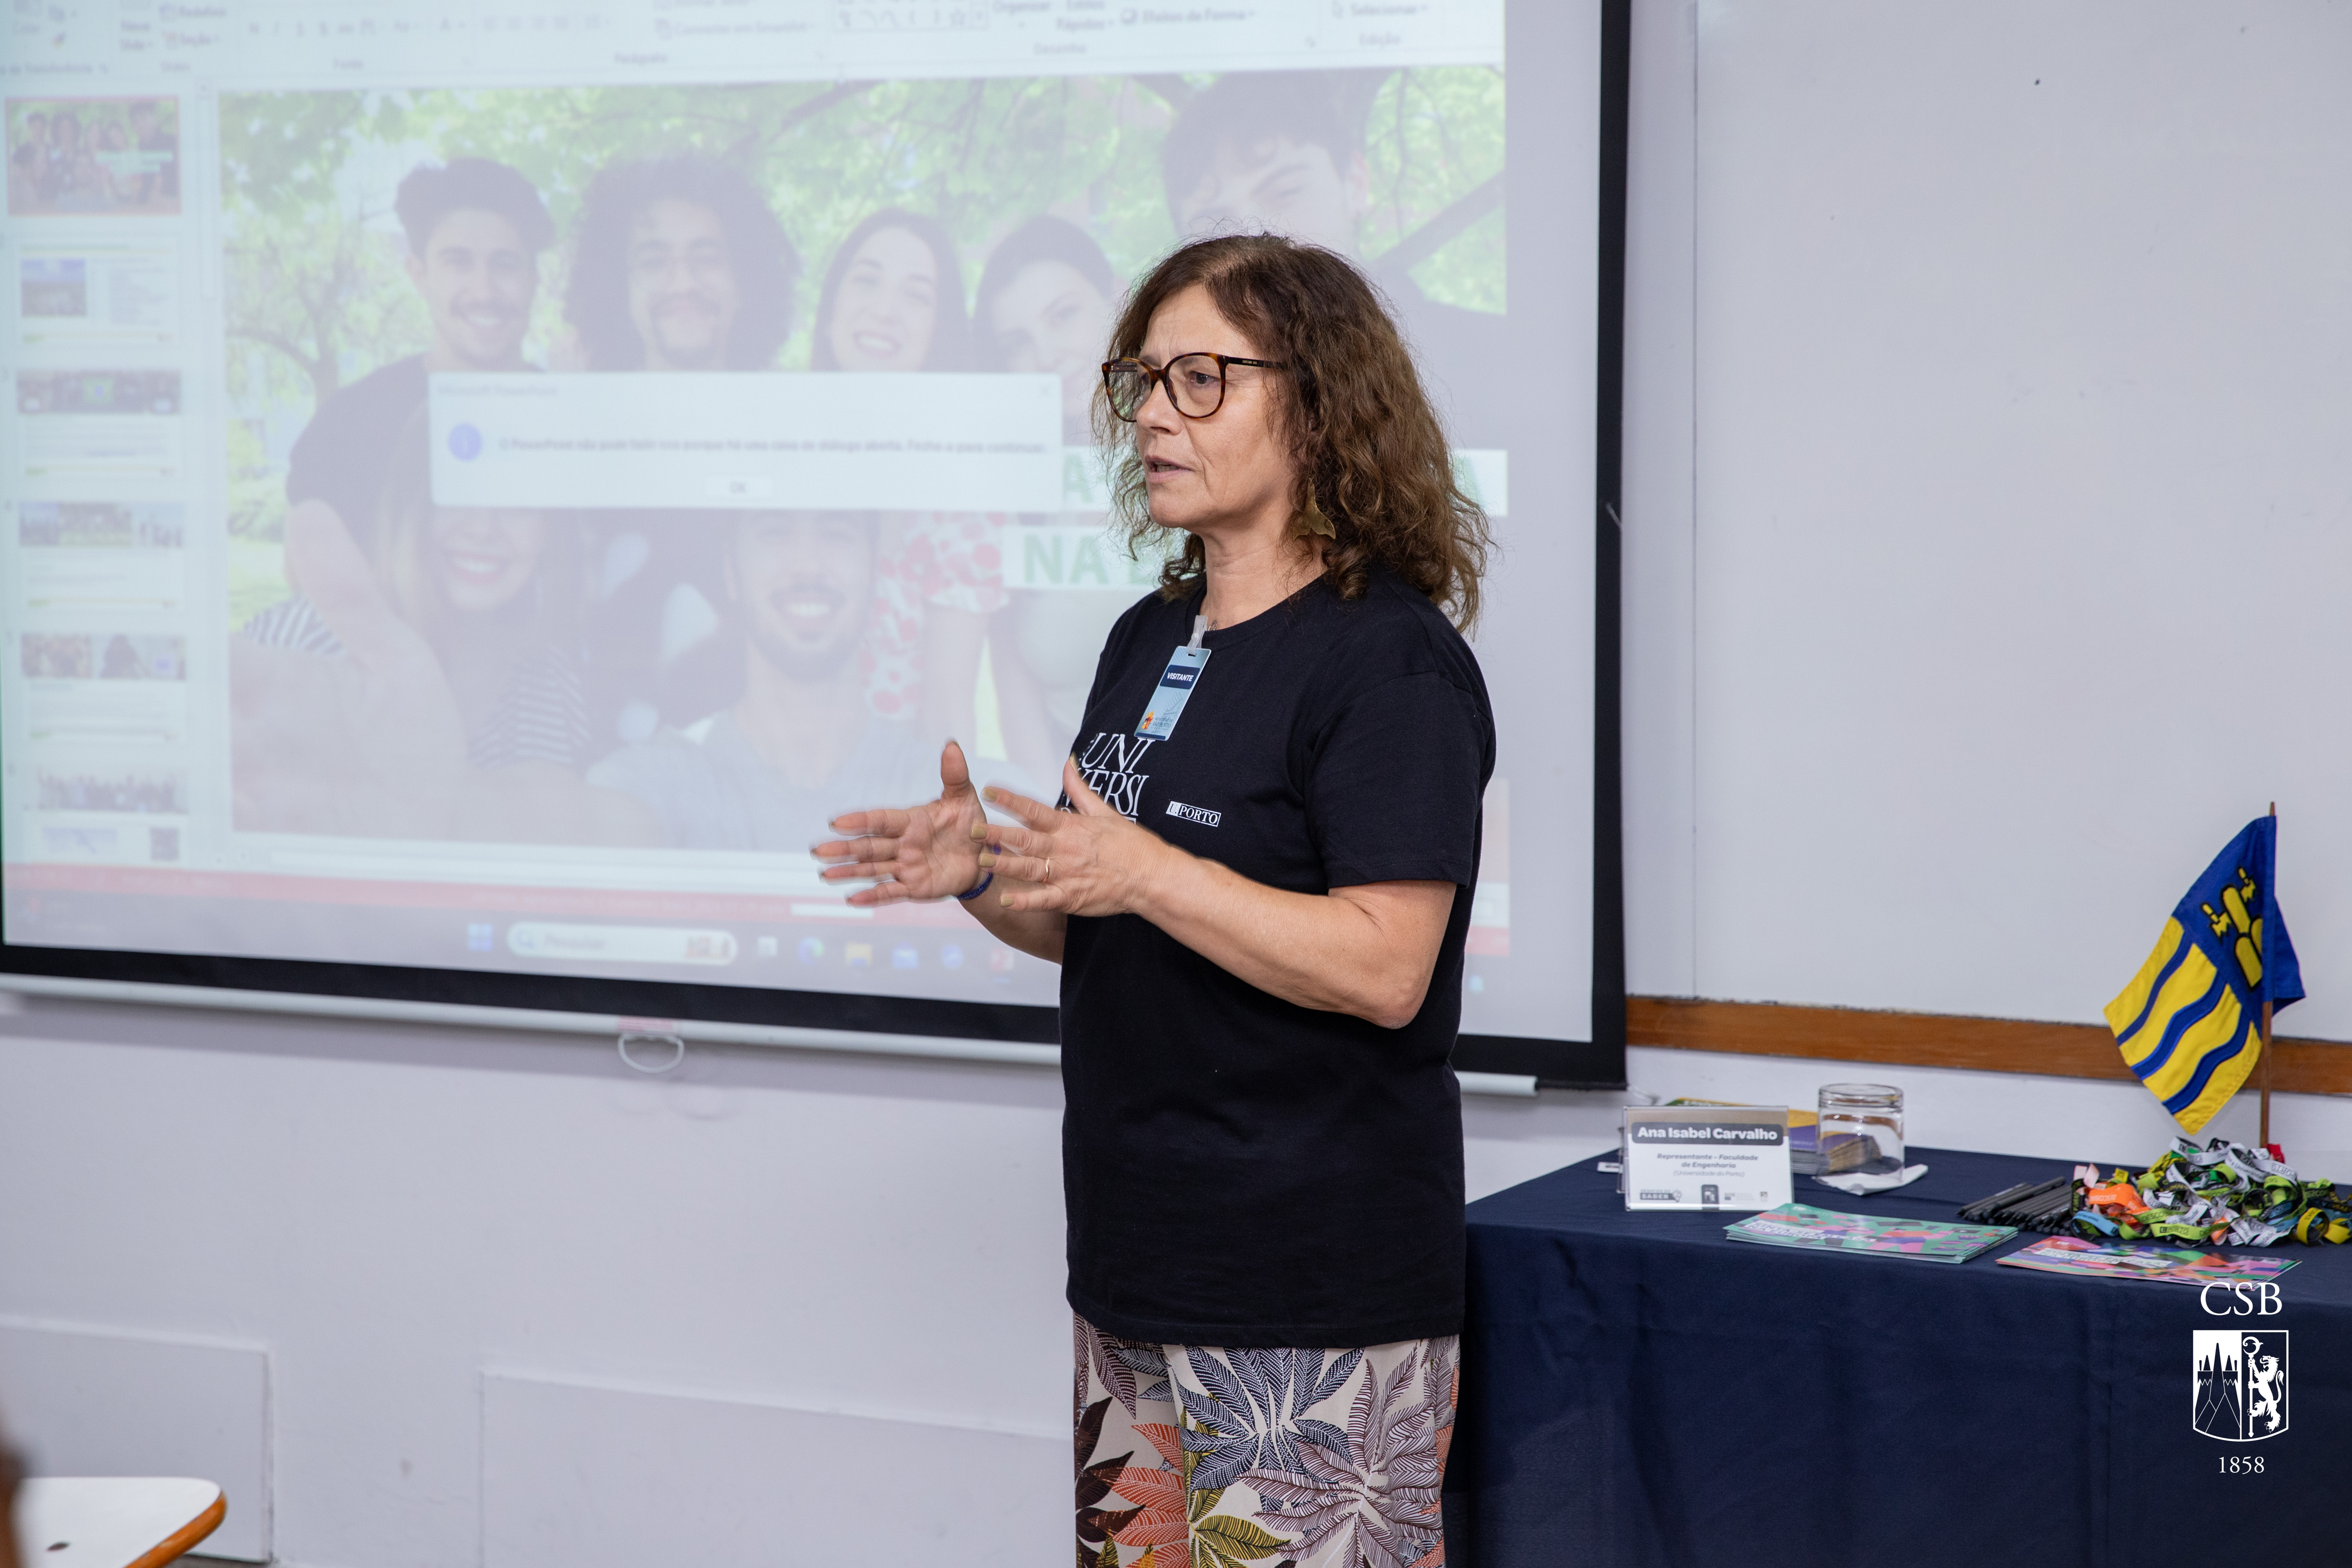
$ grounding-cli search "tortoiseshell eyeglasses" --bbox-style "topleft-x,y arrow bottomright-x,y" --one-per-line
1101,353 -> 1287,421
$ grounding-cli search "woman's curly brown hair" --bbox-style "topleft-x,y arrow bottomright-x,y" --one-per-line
1094,234 -> 1493,631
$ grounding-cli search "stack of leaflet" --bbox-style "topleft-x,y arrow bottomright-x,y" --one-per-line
1790,1118 -> 1874,1177
1725,1203 -> 2015,1264
1997,1236 -> 2299,1286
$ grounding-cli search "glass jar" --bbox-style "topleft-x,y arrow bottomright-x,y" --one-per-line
1818,1083 -> 1905,1175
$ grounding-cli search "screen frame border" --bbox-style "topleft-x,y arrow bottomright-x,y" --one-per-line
0,0 -> 1632,1090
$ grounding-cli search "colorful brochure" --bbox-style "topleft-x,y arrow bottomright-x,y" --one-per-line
1995,1235 -> 2299,1285
1723,1203 -> 2013,1263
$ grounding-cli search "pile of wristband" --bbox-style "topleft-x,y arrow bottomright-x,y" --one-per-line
2071,1136 -> 2352,1248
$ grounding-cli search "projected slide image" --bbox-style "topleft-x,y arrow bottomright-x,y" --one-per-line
5,96 -> 181,218
17,631 -> 189,746
0,2 -> 1596,1026
18,243 -> 180,347
218,68 -> 1508,875
36,767 -> 186,815
16,502 -> 186,612
16,370 -> 184,481
18,369 -> 179,415
18,501 -> 184,549
26,824 -> 179,865
21,259 -> 85,318
20,632 -> 184,681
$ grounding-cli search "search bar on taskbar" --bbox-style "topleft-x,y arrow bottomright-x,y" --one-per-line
505,922 -> 739,966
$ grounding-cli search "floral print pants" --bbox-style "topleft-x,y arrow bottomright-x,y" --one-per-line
1074,1314 -> 1460,1568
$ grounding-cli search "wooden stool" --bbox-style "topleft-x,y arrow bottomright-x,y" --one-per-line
12,1479 -> 223,1568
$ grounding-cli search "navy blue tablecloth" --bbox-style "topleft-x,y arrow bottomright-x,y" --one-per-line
1441,1146 -> 2350,1567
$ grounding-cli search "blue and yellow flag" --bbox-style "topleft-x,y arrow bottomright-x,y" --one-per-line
2106,817 -> 2304,1134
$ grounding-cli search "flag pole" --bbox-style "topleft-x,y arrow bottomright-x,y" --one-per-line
2260,998 -> 2273,1151
2261,802 -> 2276,1153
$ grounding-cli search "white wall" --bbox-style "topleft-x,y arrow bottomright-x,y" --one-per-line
0,999 -> 1639,1568
1617,0 -> 2352,1131
1682,1 -> 2352,1036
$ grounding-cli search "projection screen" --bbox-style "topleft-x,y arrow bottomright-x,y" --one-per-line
0,0 -> 1608,1066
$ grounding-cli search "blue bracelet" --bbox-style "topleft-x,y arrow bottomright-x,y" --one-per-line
954,870 -> 994,902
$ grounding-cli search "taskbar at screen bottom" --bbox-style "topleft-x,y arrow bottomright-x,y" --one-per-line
2,883 -> 1063,1009
0,883 -> 1608,1081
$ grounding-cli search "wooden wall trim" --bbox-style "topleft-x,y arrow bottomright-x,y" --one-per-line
1626,997 -> 2352,1097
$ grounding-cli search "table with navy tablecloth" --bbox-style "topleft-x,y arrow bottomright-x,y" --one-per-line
1439,1145 -> 2350,1568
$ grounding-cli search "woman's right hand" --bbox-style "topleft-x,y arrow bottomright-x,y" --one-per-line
813,739 -> 990,904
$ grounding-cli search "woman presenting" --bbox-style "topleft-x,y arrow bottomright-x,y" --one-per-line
815,234 -> 1493,1568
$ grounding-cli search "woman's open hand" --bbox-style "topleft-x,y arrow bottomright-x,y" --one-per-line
974,758 -> 1182,917
814,739 -> 990,904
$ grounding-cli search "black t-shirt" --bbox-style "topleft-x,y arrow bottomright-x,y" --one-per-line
1058,568 -> 1495,1348
284,355 -> 427,542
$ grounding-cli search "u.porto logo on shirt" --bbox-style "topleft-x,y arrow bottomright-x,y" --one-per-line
1076,731 -> 1155,819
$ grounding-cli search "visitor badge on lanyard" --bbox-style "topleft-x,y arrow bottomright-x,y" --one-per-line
1136,616 -> 1211,741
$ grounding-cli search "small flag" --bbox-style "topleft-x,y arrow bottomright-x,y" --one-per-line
2105,817 -> 2304,1134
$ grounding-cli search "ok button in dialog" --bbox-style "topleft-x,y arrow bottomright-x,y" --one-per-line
704,476 -> 774,500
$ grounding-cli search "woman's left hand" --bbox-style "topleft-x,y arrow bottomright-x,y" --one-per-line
974,758 -> 1181,917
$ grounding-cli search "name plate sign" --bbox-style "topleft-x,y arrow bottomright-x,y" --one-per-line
1622,1105 -> 1793,1212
